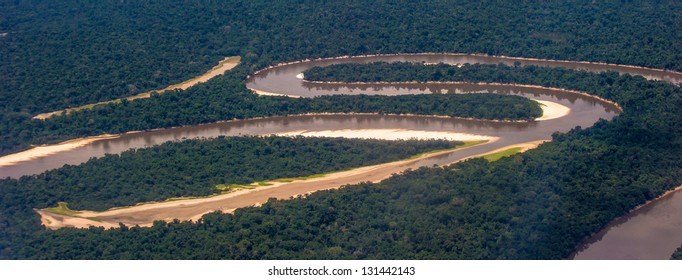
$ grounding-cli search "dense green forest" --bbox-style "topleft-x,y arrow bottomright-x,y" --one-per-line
3,64 -> 682,259
0,88 -> 539,156
0,136 -> 458,257
2,0 -> 680,114
0,136 -> 457,211
2,0 -> 682,260
1,0 -> 681,153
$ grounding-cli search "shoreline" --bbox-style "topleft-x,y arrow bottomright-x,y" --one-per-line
249,88 -> 573,122
275,129 -> 497,142
246,52 -> 682,84
32,56 -> 241,120
0,89 -> 571,169
0,112 -> 501,168
0,134 -> 118,168
37,139 -> 520,229
534,100 -> 571,121
447,140 -> 548,165
570,183 -> 682,259
295,79 -> 623,112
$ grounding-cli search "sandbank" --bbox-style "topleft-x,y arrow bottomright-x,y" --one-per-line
250,89 -> 301,98
35,139 -> 557,230
533,99 -> 571,121
37,139 -> 504,229
0,134 -> 117,168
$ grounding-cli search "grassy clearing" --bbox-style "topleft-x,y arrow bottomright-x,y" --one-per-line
482,147 -> 523,162
44,202 -> 80,216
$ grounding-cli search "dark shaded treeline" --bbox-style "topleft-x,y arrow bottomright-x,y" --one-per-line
0,136 -> 458,257
3,65 -> 682,259
2,0 -> 681,152
672,246 -> 682,260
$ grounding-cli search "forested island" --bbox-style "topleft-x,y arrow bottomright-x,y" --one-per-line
1,0 -> 682,260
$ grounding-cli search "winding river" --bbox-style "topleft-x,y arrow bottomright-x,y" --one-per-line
2,53 -> 682,259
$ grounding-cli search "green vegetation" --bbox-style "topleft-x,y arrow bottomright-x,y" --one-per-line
406,140 -> 487,160
482,147 -> 524,162
2,0 -> 682,155
1,0 -> 682,260
43,202 -> 80,216
0,136 -> 457,212
0,90 -> 539,157
3,64 -> 682,259
36,56 -> 241,118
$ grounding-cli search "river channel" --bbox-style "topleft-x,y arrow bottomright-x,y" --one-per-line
2,53 -> 681,259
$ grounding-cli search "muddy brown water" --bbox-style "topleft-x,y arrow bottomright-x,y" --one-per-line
571,189 -> 682,260
3,53 -> 681,259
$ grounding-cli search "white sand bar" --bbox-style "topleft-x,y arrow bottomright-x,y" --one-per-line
277,129 -> 496,142
251,89 -> 301,98
0,135 -> 117,168
534,99 -> 571,121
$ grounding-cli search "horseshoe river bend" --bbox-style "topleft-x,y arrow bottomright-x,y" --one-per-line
2,53 -> 682,259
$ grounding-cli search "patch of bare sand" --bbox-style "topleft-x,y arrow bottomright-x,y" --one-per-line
0,134 -> 118,168
533,99 -> 571,121
162,56 -> 241,91
37,209 -> 121,230
277,129 -> 496,142
33,140 -> 578,230
250,89 -> 301,98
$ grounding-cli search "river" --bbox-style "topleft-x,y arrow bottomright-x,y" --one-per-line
2,53 -> 681,259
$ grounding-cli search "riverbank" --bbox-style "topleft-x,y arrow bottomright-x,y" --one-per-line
0,134 -> 118,168
534,100 -> 571,121
37,139 -> 516,229
32,56 -> 241,120
294,79 -> 622,112
571,184 -> 682,259
249,89 -> 572,122
276,129 -> 497,142
247,52 -> 682,85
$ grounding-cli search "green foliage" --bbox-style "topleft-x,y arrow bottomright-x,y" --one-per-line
2,0 -> 682,260
2,0 -> 679,115
482,147 -> 524,162
2,0 -> 682,154
3,64 -> 682,260
44,202 -> 80,216
0,78 -> 539,156
1,136 -> 457,211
